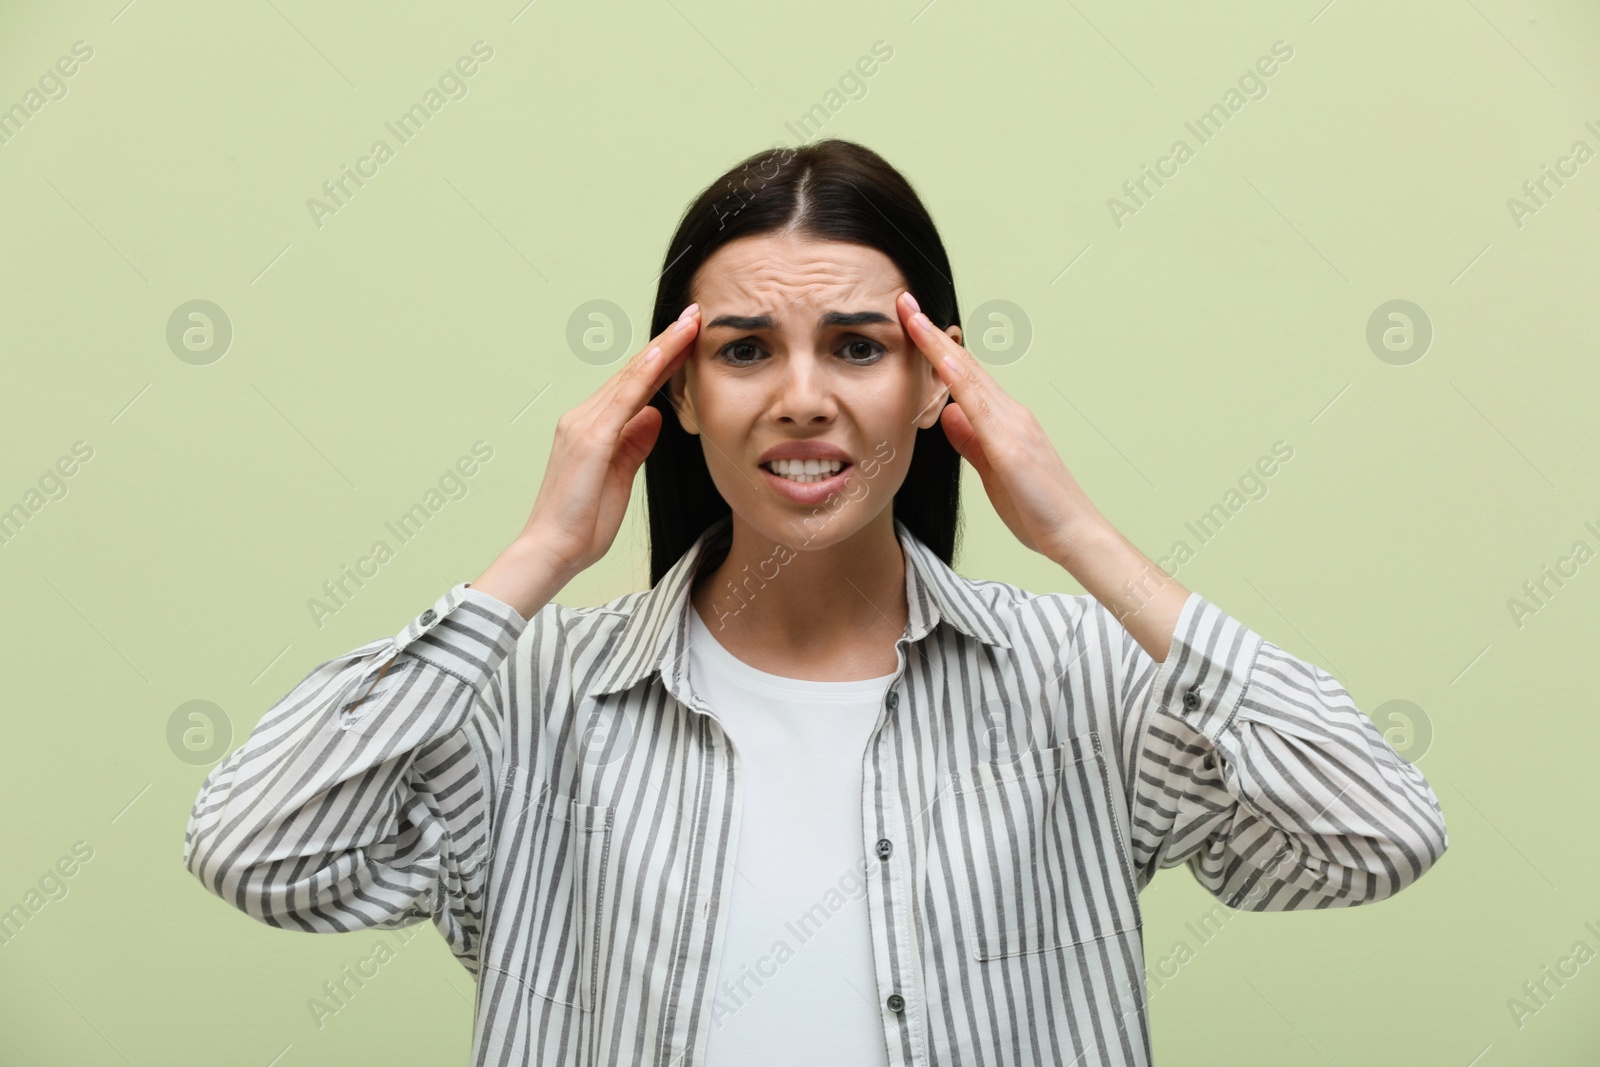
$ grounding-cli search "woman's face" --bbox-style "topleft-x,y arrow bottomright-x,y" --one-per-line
668,232 -> 959,549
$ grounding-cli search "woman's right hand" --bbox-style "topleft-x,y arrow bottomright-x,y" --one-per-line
470,303 -> 702,619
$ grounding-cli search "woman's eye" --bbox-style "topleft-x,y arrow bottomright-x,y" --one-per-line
714,337 -> 884,366
717,340 -> 764,365
840,338 -> 885,363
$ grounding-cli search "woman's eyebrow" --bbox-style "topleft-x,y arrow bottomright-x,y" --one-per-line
704,310 -> 895,330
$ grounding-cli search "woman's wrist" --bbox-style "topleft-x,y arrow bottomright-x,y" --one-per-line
470,534 -> 577,623
1050,518 -> 1190,664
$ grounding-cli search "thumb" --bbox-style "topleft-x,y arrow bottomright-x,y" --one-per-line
940,403 -> 990,476
614,405 -> 663,479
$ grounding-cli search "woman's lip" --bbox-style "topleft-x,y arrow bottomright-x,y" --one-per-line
759,462 -> 853,504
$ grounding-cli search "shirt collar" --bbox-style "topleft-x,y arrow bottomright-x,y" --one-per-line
584,513 -> 1014,700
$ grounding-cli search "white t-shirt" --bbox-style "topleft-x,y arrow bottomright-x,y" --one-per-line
688,603 -> 896,1067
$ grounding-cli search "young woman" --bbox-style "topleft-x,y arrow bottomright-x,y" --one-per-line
184,139 -> 1447,1067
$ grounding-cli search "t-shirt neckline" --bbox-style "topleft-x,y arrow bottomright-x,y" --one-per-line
687,602 -> 898,698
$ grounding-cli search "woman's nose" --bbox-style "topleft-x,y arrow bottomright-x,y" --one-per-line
771,349 -> 837,421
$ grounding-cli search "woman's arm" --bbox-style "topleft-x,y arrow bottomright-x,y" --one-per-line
182,581 -> 531,973
1048,519 -> 1190,664
1054,521 -> 1448,909
898,292 -> 1448,909
1071,571 -> 1450,910
182,306 -> 703,962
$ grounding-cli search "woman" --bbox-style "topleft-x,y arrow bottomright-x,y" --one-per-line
184,139 -> 1447,1067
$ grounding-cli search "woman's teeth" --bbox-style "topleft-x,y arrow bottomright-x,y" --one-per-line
765,458 -> 846,484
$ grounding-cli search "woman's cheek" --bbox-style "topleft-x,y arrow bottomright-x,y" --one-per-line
858,441 -> 895,479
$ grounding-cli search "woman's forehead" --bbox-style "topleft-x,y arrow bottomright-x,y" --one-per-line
693,237 -> 905,308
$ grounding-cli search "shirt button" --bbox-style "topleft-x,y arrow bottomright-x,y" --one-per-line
875,838 -> 892,859
1183,687 -> 1202,711
420,609 -> 437,626
886,690 -> 898,710
886,993 -> 905,1013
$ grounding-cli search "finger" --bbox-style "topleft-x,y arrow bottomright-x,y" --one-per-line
596,304 -> 700,426
621,303 -> 699,400
896,292 -> 1000,432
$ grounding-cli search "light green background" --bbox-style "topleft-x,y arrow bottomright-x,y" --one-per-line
2,0 -> 1597,1063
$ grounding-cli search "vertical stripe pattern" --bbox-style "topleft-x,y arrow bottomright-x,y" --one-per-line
184,513 -> 1448,1065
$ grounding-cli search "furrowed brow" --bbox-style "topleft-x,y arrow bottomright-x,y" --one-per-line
706,314 -> 774,331
704,311 -> 893,330
820,311 -> 894,328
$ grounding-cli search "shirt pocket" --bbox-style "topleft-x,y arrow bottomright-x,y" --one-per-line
947,732 -> 1141,960
485,763 -> 613,1012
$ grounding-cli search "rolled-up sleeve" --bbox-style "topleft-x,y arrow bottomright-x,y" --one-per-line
1110,590 -> 1448,910
182,583 -> 528,975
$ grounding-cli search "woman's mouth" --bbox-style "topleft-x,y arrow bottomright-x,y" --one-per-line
758,458 -> 854,503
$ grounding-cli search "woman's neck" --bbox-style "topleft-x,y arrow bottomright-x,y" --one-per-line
688,512 -> 910,680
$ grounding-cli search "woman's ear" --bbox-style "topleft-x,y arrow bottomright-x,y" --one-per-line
914,324 -> 960,430
668,366 -> 700,436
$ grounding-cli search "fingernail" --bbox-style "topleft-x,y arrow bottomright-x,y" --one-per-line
645,345 -> 663,362
913,312 -> 931,330
678,302 -> 699,323
903,292 -> 921,315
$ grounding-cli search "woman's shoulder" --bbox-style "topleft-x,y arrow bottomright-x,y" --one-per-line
957,571 -> 1095,619
509,587 -> 649,632
931,568 -> 1116,654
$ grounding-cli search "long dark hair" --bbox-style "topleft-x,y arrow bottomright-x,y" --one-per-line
643,138 -> 964,585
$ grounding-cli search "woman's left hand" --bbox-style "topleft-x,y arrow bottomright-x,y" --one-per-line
897,291 -> 1105,562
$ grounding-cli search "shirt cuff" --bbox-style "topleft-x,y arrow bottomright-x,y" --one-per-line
388,582 -> 530,689
1148,591 -> 1266,744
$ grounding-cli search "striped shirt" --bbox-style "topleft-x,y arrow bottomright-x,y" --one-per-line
183,512 -> 1448,1066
